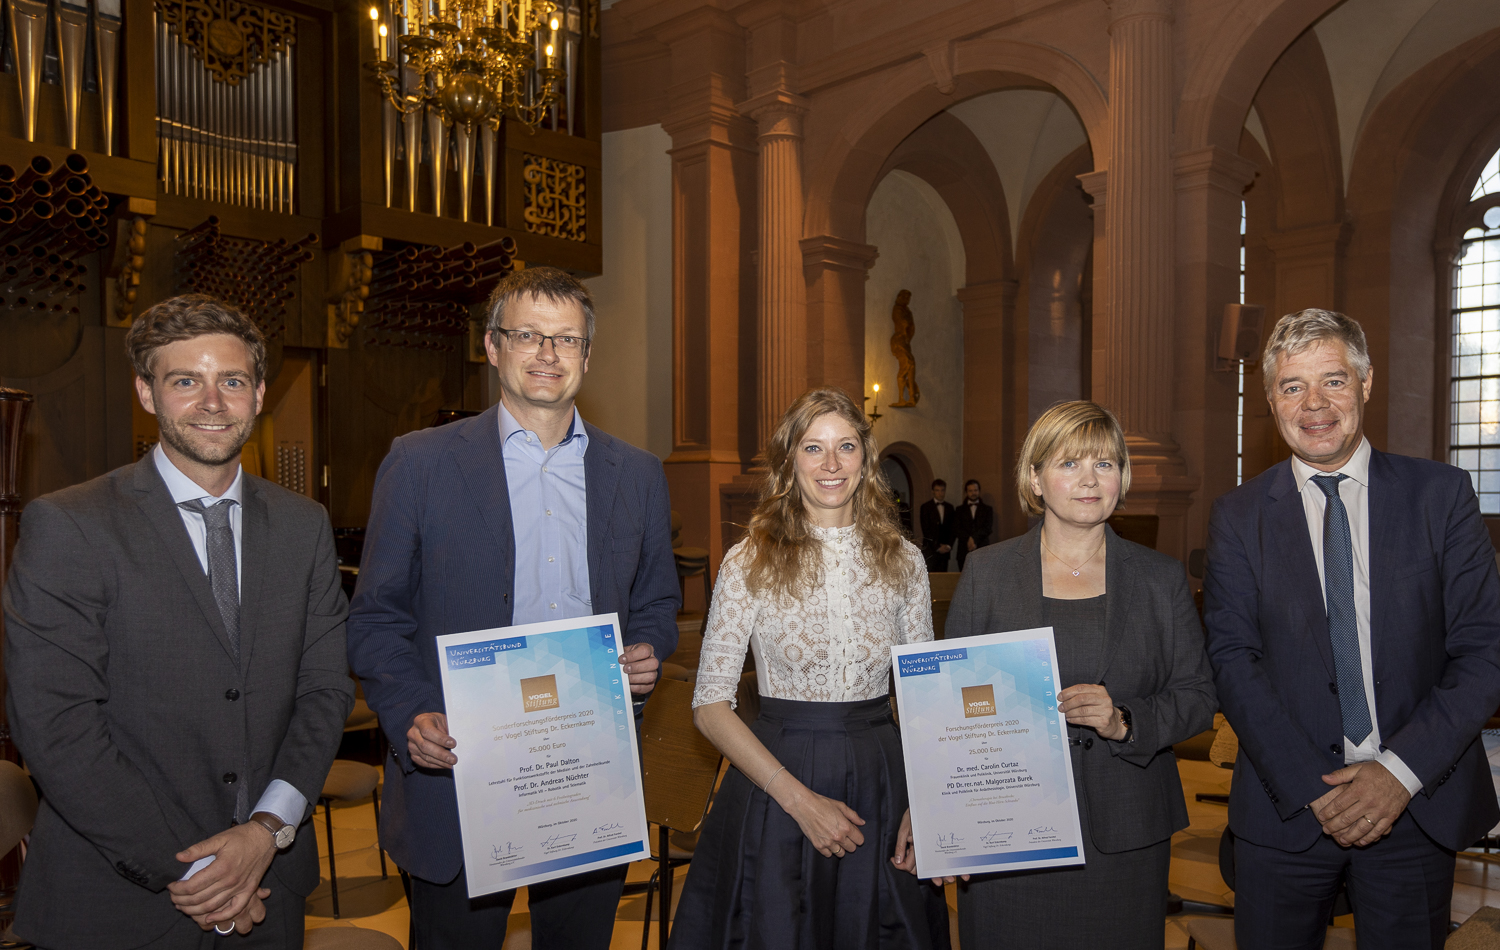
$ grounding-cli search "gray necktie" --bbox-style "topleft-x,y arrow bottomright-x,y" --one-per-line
1311,474 -> 1373,745
177,498 -> 239,655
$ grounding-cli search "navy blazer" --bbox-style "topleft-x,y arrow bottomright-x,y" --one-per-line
1203,449 -> 1500,853
346,406 -> 680,883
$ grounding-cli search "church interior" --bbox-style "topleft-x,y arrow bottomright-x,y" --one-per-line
3,0 -> 1500,944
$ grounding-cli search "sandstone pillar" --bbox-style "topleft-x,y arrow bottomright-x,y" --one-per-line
801,235 -> 879,398
957,279 -> 1023,540
741,89 -> 810,453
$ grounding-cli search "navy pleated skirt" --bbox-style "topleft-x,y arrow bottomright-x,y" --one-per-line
669,696 -> 952,950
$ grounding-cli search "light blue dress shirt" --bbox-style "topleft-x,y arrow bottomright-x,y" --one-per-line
153,447 -> 306,877
498,403 -> 592,624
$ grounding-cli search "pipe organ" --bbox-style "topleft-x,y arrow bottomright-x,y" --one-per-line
3,0 -> 600,576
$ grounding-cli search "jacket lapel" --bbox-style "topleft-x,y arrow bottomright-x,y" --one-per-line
1007,525 -> 1046,632
1365,449 -> 1398,680
1096,524 -> 1134,683
235,478 -> 271,671
130,458 -> 240,661
584,423 -> 621,609
1266,460 -> 1336,678
453,406 -> 518,597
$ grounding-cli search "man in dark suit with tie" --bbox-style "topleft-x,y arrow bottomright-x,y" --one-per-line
347,267 -> 680,949
952,478 -> 994,570
1204,309 -> 1500,949
918,479 -> 956,572
3,295 -> 354,948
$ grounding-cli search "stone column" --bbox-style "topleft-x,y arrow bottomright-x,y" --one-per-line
957,279 -> 1023,540
1103,0 -> 1181,472
740,88 -> 810,454
801,235 -> 879,397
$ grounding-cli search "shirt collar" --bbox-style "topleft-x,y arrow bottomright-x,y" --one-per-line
153,443 -> 244,505
1290,435 -> 1371,491
497,402 -> 589,455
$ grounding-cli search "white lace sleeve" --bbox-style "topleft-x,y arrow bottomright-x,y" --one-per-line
897,540 -> 934,645
692,541 -> 756,709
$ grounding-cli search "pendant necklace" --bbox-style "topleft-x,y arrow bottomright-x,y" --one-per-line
1041,532 -> 1106,577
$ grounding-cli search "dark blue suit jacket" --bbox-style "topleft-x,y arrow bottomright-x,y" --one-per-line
346,406 -> 680,883
1203,449 -> 1500,853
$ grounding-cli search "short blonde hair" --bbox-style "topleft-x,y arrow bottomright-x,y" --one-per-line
1014,401 -> 1131,517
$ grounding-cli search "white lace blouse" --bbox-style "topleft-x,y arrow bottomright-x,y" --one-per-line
692,524 -> 935,708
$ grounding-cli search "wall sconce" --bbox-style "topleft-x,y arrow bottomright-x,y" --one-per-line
867,383 -> 883,425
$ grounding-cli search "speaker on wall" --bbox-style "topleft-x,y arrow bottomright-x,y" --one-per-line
1219,303 -> 1266,363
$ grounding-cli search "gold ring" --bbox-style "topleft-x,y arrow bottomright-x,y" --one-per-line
1364,817 -> 1376,826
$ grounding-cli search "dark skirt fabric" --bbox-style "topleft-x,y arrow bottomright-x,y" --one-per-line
955,742 -> 1172,950
669,696 -> 951,950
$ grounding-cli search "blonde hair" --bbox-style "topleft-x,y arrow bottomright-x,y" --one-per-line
1014,401 -> 1131,517
743,387 -> 911,597
1262,309 -> 1370,397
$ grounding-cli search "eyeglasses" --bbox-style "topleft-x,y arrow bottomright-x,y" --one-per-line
492,327 -> 591,358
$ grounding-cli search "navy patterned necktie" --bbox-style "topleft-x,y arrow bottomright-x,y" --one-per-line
177,498 -> 240,655
1311,474 -> 1373,745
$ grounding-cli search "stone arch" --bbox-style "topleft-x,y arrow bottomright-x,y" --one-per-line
804,38 -> 1107,246
1342,27 -> 1500,457
879,440 -> 935,541
1176,0 -> 1345,155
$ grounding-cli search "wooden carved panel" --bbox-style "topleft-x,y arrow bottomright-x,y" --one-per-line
154,0 -> 295,85
522,154 -> 586,242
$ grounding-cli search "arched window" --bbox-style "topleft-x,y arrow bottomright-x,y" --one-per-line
1449,146 -> 1500,514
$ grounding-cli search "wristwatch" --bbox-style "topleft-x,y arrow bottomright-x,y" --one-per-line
250,811 -> 296,850
1115,706 -> 1134,742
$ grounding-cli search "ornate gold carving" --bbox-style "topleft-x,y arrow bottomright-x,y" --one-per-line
328,250 -> 373,349
154,0 -> 295,85
113,217 -> 149,327
522,154 -> 586,242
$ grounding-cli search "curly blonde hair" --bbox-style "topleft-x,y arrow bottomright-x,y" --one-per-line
743,388 -> 912,597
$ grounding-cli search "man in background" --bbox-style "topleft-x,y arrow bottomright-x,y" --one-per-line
4,295 -> 352,948
953,478 -> 994,570
918,478 -> 955,572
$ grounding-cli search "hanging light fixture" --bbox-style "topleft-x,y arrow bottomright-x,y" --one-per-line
366,0 -> 564,219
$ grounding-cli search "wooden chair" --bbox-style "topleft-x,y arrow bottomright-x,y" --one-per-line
636,677 -> 724,950
319,760 -> 386,919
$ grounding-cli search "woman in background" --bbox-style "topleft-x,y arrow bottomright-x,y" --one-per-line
669,387 -> 950,950
941,400 -> 1215,949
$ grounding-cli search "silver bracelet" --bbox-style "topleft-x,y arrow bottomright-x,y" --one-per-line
762,766 -> 788,794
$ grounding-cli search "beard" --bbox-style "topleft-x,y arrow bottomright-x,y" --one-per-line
155,411 -> 256,467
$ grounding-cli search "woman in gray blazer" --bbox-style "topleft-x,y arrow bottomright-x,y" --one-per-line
944,401 -> 1215,949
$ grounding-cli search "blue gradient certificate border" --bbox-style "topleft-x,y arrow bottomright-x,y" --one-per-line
437,612 -> 649,897
892,627 -> 1085,878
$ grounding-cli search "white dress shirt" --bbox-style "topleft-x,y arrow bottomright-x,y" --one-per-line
1290,437 -> 1422,797
154,446 -> 306,876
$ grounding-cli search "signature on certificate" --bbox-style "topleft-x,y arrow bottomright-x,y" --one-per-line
491,842 -> 522,861
935,832 -> 964,849
593,822 -> 624,834
1028,826 -> 1057,836
542,833 -> 578,849
980,831 -> 1013,846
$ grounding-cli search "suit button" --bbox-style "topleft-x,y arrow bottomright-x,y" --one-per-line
1330,744 -> 1342,755
1083,738 -> 1094,750
1328,682 -> 1338,694
223,772 -> 237,784
225,688 -> 240,701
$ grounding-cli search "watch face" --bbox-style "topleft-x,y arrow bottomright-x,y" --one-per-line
273,824 -> 295,849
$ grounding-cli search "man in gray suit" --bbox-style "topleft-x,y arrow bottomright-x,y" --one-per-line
3,295 -> 354,949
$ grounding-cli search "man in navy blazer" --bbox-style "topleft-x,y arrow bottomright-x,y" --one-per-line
1204,309 -> 1500,948
347,267 -> 680,949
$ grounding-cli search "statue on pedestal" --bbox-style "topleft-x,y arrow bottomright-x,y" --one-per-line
889,289 -> 919,407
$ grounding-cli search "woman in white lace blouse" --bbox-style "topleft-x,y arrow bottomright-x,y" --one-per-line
669,388 -> 950,950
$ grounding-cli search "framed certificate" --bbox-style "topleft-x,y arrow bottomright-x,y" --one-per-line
436,613 -> 650,897
891,627 -> 1085,879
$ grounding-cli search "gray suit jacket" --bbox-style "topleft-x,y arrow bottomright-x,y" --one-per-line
944,524 -> 1216,852
2,458 -> 355,949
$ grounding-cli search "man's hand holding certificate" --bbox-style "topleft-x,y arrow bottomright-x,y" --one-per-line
892,627 -> 1085,880
436,613 -> 651,898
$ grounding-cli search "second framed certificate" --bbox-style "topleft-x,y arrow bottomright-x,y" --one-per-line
892,627 -> 1085,879
436,613 -> 650,898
